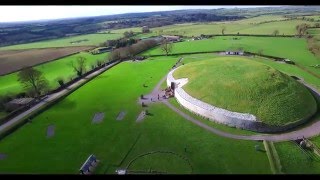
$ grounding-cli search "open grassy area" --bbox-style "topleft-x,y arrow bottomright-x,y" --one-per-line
173,57 -> 317,126
151,19 -> 314,36
0,33 -> 123,50
0,57 -> 271,174
0,52 -> 109,97
142,36 -> 320,77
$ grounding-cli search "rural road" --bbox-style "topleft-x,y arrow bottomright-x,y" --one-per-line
0,61 -> 119,135
143,68 -> 320,142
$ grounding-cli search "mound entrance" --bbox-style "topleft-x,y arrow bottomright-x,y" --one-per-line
170,57 -> 317,131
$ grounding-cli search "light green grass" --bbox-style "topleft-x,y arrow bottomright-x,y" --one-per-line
0,57 -> 271,174
0,33 -> 123,50
0,52 -> 109,97
173,57 -> 317,126
151,19 -> 314,36
142,36 -> 320,77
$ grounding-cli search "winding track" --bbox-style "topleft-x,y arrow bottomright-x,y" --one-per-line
147,73 -> 320,142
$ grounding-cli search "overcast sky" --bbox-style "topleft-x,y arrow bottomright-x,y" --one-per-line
0,6 -> 273,23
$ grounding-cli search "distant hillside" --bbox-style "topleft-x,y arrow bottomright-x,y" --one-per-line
0,6 -> 320,48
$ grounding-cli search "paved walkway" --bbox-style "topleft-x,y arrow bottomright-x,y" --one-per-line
138,75 -> 168,106
0,61 -> 119,135
139,71 -> 320,142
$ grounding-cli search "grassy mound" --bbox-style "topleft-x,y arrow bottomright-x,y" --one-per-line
173,57 -> 317,126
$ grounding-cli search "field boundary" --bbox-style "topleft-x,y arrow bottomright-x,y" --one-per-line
0,46 -> 96,76
263,140 -> 283,174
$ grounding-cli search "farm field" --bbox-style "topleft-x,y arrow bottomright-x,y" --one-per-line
0,57 -> 271,174
173,57 -> 317,126
142,36 -> 320,77
0,46 -> 95,75
0,52 -> 109,97
0,33 -> 123,50
151,19 -> 315,36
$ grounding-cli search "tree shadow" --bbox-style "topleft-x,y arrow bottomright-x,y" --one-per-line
54,99 -> 77,110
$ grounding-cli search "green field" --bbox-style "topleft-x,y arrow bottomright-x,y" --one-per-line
0,33 -> 123,50
0,52 -> 109,97
275,141 -> 320,174
173,57 -> 317,126
142,36 -> 320,77
0,57 -> 271,174
151,19 -> 314,36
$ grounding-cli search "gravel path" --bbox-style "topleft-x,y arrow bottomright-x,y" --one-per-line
138,75 -> 168,106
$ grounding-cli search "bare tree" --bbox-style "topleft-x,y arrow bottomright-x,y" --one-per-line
273,29 -> 279,36
18,67 -> 49,98
70,56 -> 87,77
161,39 -> 173,56
221,26 -> 226,35
108,49 -> 121,62
296,23 -> 309,37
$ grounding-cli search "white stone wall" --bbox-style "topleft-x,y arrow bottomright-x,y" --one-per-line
167,67 -> 314,132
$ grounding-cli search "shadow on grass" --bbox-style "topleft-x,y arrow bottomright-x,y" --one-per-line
54,99 -> 77,110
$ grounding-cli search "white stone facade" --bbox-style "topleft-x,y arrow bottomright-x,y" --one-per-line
167,67 -> 314,132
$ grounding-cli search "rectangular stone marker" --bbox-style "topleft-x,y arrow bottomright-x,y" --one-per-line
92,112 -> 105,123
136,111 -> 146,122
116,111 -> 127,121
47,125 -> 55,138
0,154 -> 7,160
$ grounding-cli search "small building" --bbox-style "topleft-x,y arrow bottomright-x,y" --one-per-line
135,56 -> 146,61
162,35 -> 181,42
225,50 -> 244,56
116,169 -> 127,175
142,26 -> 150,33
90,47 -> 112,55
283,59 -> 295,65
4,98 -> 35,111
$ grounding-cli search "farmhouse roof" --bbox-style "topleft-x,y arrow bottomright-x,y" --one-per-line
162,35 -> 180,39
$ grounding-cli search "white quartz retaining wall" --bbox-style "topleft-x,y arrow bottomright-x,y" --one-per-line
167,67 -> 315,133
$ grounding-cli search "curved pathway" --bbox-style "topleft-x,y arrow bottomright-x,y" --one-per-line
143,71 -> 320,142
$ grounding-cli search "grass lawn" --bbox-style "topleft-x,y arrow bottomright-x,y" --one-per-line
142,36 -> 320,77
0,33 -> 123,50
0,57 -> 271,174
0,52 -> 109,97
274,141 -> 320,174
151,19 -> 314,36
173,57 -> 317,126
